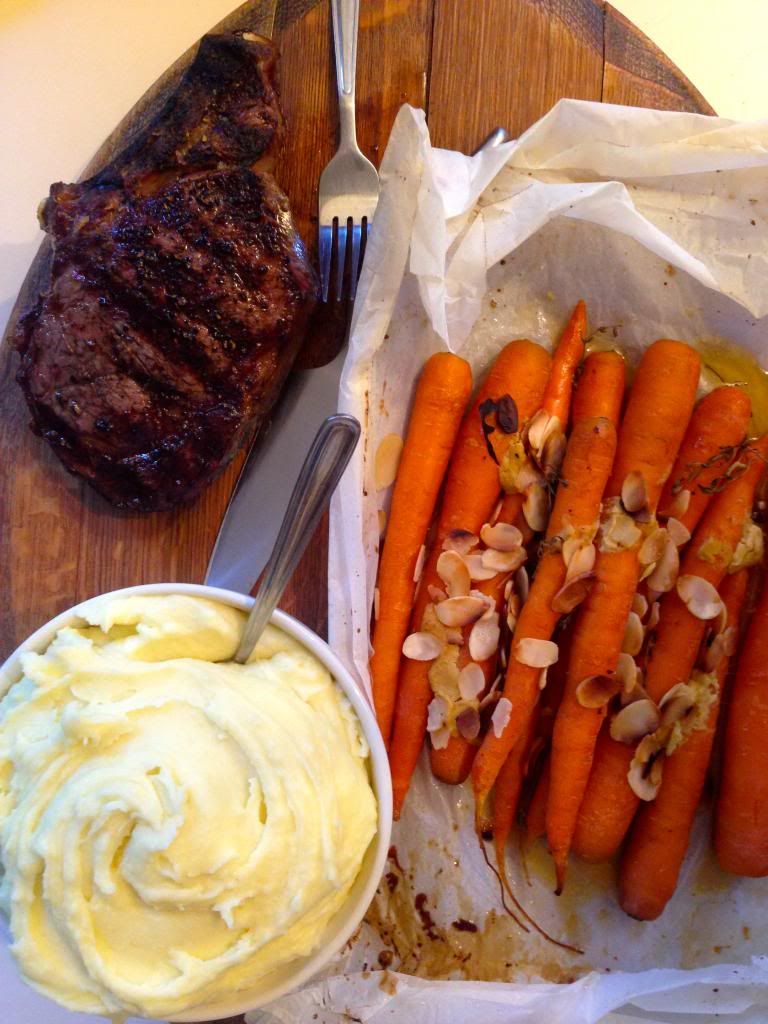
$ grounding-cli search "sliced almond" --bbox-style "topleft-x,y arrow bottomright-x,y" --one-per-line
647,600 -> 661,631
490,498 -> 503,525
482,547 -> 526,573
565,542 -> 596,581
601,500 -> 643,552
628,736 -> 665,801
464,552 -> 499,581
622,611 -> 644,656
669,487 -> 691,518
373,587 -> 381,622
610,699 -> 660,744
551,571 -> 596,614
480,673 -> 503,710
515,637 -> 559,668
456,706 -> 481,741
469,613 -> 501,662
491,696 -> 513,738
515,566 -> 530,603
622,471 -> 648,514
413,544 -> 426,584
677,575 -> 725,621
430,725 -> 450,750
426,695 -> 448,733
445,627 -> 464,645
435,595 -> 487,628
442,529 -> 479,555
639,528 -> 667,567
458,662 -> 486,701
523,481 -> 549,533
436,550 -> 471,598
659,682 -> 696,727
527,409 -> 556,453
632,593 -> 649,619
374,433 -> 403,490
506,594 -> 520,632
539,666 -> 549,690
667,517 -> 691,548
402,631 -> 444,661
427,584 -> 448,603
542,427 -> 567,481
646,533 -> 680,594
480,522 -> 524,552
616,652 -> 639,695
730,519 -> 765,573
576,674 -> 621,709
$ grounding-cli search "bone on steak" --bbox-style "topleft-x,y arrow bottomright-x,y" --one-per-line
15,32 -> 317,511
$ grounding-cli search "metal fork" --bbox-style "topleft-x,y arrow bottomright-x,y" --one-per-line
318,0 -> 380,302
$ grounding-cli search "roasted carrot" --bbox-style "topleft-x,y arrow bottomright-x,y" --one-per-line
389,341 -> 551,818
547,339 -> 701,892
715,565 -> 768,875
542,300 -> 587,424
658,386 -> 752,532
620,569 -> 749,919
525,759 -> 550,844
572,350 -> 625,427
494,713 -> 538,896
471,353 -> 625,822
573,435 -> 768,863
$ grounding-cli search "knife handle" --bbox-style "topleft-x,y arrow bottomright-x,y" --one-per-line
235,413 -> 361,662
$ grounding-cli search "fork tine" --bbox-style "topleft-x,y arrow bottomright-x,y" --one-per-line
335,218 -> 349,302
319,224 -> 333,302
349,221 -> 363,301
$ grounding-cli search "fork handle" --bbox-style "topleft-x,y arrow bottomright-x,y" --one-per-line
330,0 -> 359,146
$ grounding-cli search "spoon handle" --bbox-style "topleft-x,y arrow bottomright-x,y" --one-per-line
235,413 -> 361,663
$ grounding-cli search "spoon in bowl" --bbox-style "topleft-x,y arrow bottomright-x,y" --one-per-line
235,413 -> 361,663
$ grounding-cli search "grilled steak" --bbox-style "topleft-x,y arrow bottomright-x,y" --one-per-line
15,32 -> 316,511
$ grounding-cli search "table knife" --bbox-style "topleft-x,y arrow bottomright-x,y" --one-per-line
205,127 -> 510,594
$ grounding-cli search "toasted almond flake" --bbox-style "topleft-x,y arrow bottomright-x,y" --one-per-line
499,646 -> 508,669
677,574 -> 725,620
464,552 -> 499,581
445,627 -> 464,644
527,409 -> 555,452
456,706 -> 481,741
601,500 -> 643,552
730,519 -> 765,573
490,498 -> 503,525
413,544 -> 426,584
576,674 -> 621,709
551,571 -> 596,613
503,578 -> 514,601
565,542 -> 596,581
378,509 -> 387,535
374,433 -> 404,490
646,534 -> 680,594
515,566 -> 530,603
632,593 -> 649,619
667,517 -> 691,548
426,695 -> 448,733
622,471 -> 648,514
436,550 -> 471,598
430,725 -> 450,750
539,667 -> 549,690
506,594 -> 520,632
628,736 -> 665,800
482,547 -> 526,573
523,481 -> 549,533
712,602 -> 728,637
659,683 -> 696,727
616,652 -> 639,695
647,600 -> 661,630
469,588 -> 495,609
639,528 -> 667,567
480,673 -> 504,710
402,631 -> 444,661
469,613 -> 501,661
428,584 -> 448,603
491,697 -> 513,738
458,663 -> 486,701
610,698 -> 660,744
542,427 -> 567,481
669,487 -> 691,518
480,521 -> 524,552
442,529 -> 479,555
516,637 -> 559,668
622,612 -> 644,656
373,587 -> 381,621
721,623 -> 738,657
435,595 -> 487,628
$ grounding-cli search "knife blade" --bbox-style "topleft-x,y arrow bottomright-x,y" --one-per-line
205,126 -> 511,593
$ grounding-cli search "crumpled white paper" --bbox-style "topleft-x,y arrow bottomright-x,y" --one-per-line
255,100 -> 768,1024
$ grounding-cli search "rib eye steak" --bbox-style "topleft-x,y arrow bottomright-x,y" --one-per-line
15,32 -> 317,511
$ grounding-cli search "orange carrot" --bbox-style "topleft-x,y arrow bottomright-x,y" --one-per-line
542,300 -> 587,424
547,339 -> 701,892
370,353 -> 473,744
471,354 -> 625,821
389,341 -> 551,818
525,759 -> 550,844
494,713 -> 538,894
658,386 -> 752,532
572,350 -> 625,427
573,435 -> 768,863
716,564 -> 768,876
620,569 -> 749,919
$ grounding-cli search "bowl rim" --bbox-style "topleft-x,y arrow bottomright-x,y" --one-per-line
0,582 -> 392,1022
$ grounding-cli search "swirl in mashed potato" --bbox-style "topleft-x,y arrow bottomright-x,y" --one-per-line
0,594 -> 377,1018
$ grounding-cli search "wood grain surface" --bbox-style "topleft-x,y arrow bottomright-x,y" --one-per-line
0,0 -> 713,677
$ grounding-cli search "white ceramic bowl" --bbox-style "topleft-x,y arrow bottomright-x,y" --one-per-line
0,582 -> 392,1022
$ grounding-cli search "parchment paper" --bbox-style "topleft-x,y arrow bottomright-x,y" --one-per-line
251,100 -> 768,1024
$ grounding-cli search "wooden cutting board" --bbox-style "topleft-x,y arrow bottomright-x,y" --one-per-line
0,0 -> 713,663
